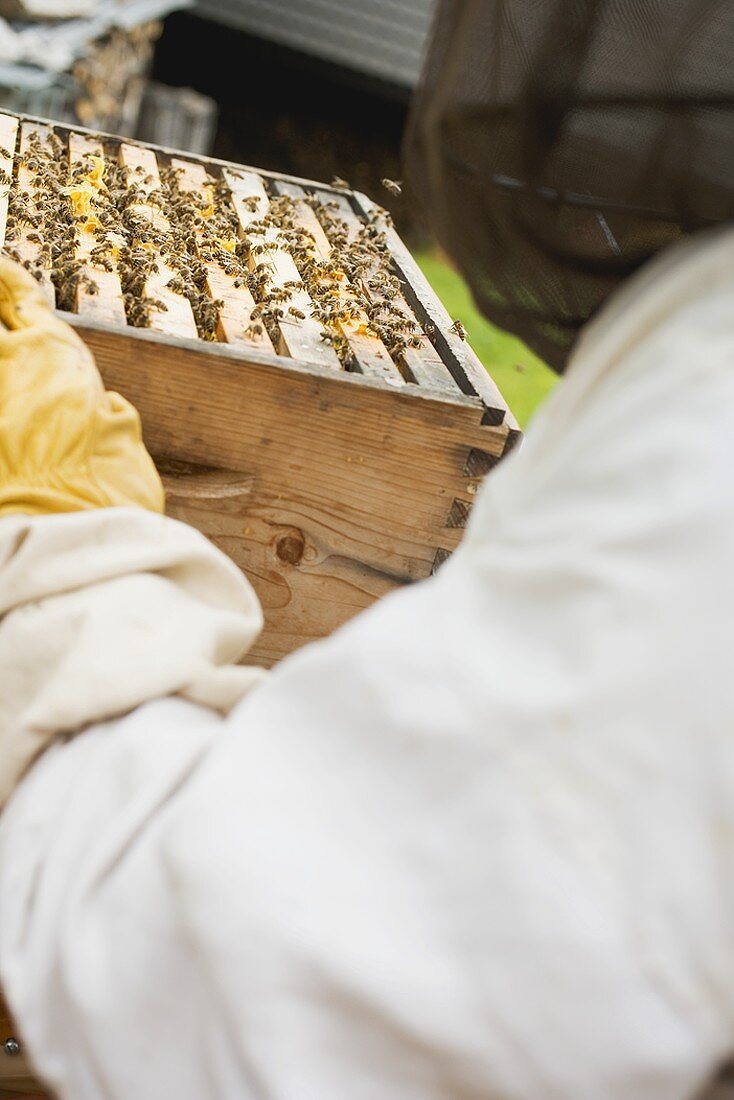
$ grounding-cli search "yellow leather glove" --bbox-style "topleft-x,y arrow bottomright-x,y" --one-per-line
0,257 -> 163,516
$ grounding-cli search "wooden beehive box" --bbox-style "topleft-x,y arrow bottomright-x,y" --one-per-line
0,110 -> 518,675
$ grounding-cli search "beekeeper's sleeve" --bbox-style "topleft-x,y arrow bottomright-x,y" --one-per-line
2,229 -> 734,1100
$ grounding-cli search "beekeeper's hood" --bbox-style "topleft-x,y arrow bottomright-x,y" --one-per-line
406,0 -> 734,372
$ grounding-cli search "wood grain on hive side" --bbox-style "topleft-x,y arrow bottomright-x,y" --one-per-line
0,114 -> 18,249
0,1089 -> 46,1096
274,179 -> 403,385
224,168 -> 342,371
67,132 -> 126,327
71,317 -> 507,666
13,122 -> 54,305
0,1083 -> 44,1097
0,1086 -> 47,1095
170,157 -> 274,352
118,142 -> 198,340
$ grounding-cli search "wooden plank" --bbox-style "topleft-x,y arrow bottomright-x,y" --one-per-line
314,189 -> 460,395
118,142 -> 197,340
0,1087 -> 45,1096
274,179 -> 403,386
223,168 -> 342,371
71,317 -> 499,666
273,180 -> 332,255
0,1003 -> 37,1093
354,190 -> 514,425
170,157 -> 273,352
0,114 -> 18,248
10,122 -> 55,305
67,132 -> 126,326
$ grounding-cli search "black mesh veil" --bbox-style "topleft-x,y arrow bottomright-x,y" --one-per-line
406,0 -> 734,371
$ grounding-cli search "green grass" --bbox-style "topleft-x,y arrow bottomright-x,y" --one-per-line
416,251 -> 557,428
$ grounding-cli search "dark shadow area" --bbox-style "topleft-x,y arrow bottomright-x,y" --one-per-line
154,12 -> 427,243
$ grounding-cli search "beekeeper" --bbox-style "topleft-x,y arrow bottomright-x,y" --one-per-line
1,1 -> 733,1098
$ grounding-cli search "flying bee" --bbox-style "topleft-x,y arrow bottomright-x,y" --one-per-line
449,319 -> 467,340
381,178 -> 402,196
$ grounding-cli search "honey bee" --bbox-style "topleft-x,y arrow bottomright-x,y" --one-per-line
449,319 -> 467,340
331,176 -> 350,191
381,178 -> 402,196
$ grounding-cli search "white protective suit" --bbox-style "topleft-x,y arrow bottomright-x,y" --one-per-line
1,226 -> 734,1100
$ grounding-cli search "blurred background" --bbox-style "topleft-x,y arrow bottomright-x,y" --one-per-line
0,0 -> 557,424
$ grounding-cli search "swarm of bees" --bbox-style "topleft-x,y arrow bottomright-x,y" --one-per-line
1,131 -> 438,372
